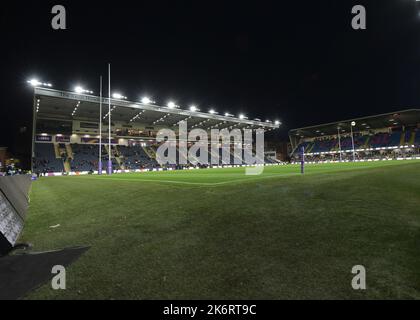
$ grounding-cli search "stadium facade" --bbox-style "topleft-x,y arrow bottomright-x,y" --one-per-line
289,109 -> 420,163
31,87 -> 281,175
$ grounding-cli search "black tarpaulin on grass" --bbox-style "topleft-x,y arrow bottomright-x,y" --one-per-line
0,246 -> 89,300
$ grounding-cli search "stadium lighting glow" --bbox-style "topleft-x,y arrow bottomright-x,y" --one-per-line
27,79 -> 52,87
209,109 -> 217,114
28,79 -> 41,86
112,93 -> 126,100
141,97 -> 152,105
275,120 -> 280,125
190,105 -> 198,112
167,101 -> 176,109
74,86 -> 93,94
239,114 -> 245,120
74,86 -> 84,93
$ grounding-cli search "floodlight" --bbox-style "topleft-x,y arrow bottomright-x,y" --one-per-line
167,101 -> 176,109
74,86 -> 84,93
209,109 -> 217,114
351,121 -> 356,126
239,114 -> 245,120
141,97 -> 152,105
275,120 -> 280,125
28,79 -> 42,87
190,105 -> 198,112
112,93 -> 126,100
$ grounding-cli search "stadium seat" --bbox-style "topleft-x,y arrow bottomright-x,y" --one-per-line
33,143 -> 64,173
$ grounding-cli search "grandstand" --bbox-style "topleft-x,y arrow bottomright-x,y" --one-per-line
289,109 -> 420,163
31,87 -> 281,175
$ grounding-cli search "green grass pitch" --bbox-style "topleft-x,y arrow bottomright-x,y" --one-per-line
21,160 -> 420,299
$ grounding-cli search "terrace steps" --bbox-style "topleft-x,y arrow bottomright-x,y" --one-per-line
104,145 -> 111,158
363,136 -> 371,148
306,142 -> 315,153
54,143 -> 71,173
65,144 -> 74,159
53,143 -> 61,159
113,145 -> 121,157
400,132 -> 405,146
142,146 -> 156,159
63,160 -> 71,173
409,131 -> 416,145
113,146 -> 125,170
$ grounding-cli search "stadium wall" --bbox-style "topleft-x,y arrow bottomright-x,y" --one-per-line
0,175 -> 31,255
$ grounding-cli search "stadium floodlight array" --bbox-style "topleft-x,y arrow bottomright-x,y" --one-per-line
30,83 -> 282,130
174,116 -> 192,126
167,101 -> 179,109
153,114 -> 171,125
191,119 -> 210,129
141,97 -> 155,105
74,86 -> 94,94
27,79 -> 52,87
265,119 -> 280,125
130,110 -> 146,123
112,93 -> 127,100
71,101 -> 81,117
35,99 -> 41,113
103,106 -> 117,120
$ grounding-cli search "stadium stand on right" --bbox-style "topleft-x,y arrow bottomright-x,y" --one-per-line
289,109 -> 420,163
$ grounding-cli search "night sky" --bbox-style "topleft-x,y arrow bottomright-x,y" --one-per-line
2,0 -> 420,158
